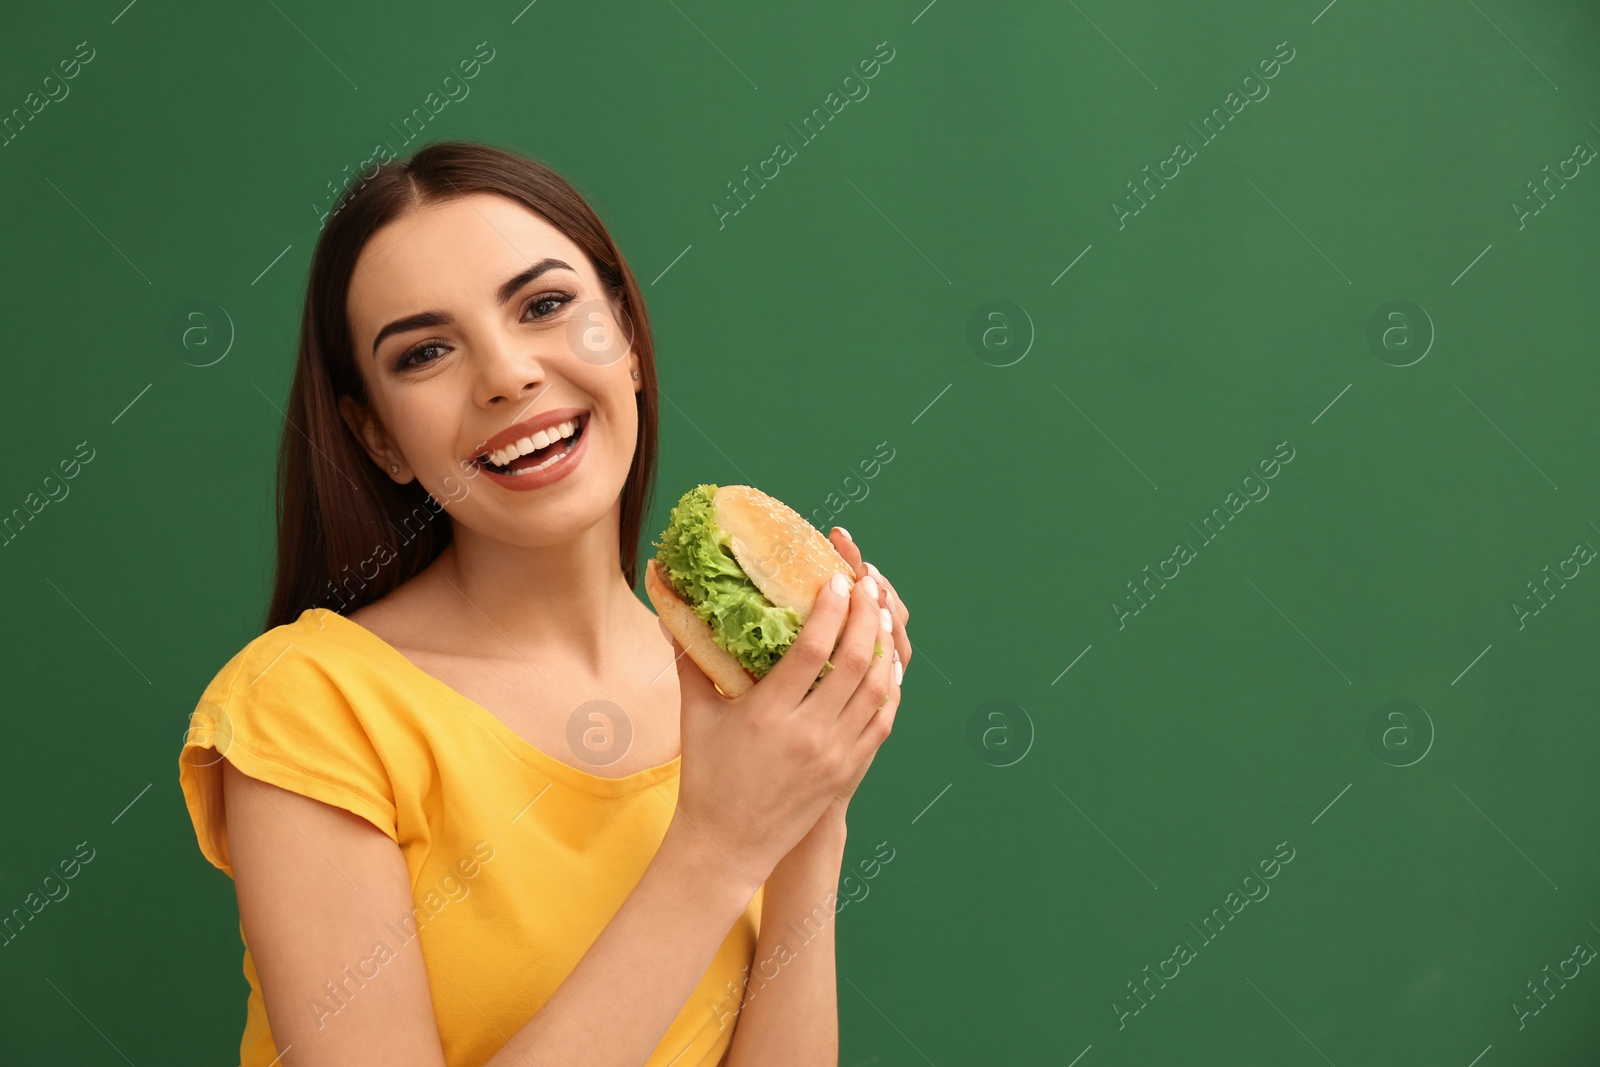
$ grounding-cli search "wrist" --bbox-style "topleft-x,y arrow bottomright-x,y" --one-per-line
799,802 -> 850,855
768,810 -> 848,893
661,813 -> 764,914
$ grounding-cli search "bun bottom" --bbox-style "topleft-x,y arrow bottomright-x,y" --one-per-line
644,558 -> 757,699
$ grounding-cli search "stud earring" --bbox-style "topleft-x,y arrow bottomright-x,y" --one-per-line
390,464 -> 399,473
631,370 -> 640,380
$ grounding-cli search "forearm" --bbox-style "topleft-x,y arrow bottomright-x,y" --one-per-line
486,815 -> 757,1067
724,807 -> 849,1067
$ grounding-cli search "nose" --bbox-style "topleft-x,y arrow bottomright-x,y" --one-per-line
471,324 -> 548,410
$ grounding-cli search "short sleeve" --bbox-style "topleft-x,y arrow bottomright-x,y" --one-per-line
178,627 -> 399,878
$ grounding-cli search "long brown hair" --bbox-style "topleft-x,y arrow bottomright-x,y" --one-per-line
264,139 -> 659,631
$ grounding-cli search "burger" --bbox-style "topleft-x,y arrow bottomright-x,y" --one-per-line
646,483 -> 860,698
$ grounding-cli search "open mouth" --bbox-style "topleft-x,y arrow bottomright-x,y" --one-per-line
476,413 -> 588,477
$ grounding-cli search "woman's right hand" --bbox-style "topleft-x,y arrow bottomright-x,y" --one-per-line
672,568 -> 899,888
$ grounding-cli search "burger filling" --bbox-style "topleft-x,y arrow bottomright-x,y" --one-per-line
653,483 -> 803,679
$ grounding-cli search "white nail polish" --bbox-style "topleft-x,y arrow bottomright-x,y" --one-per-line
893,656 -> 903,686
879,607 -> 893,632
829,573 -> 849,596
861,576 -> 879,601
837,526 -> 852,542
865,561 -> 881,578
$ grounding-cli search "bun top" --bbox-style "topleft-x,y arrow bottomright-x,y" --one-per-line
714,485 -> 855,621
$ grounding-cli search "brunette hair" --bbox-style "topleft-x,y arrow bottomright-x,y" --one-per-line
264,139 -> 659,631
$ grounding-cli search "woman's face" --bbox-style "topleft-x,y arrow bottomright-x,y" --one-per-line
343,192 -> 641,547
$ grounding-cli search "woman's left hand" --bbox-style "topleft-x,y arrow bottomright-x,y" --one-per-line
827,526 -> 911,679
818,526 -> 911,813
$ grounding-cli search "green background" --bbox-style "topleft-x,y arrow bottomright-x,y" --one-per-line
2,0 -> 1597,1062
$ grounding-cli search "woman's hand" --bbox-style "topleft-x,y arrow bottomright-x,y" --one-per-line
820,526 -> 910,812
672,555 -> 903,888
827,526 -> 911,683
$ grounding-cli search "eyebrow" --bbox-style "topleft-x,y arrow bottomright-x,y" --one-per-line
369,257 -> 577,360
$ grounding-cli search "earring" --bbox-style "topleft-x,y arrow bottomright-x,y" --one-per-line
390,464 -> 399,473
631,370 -> 640,380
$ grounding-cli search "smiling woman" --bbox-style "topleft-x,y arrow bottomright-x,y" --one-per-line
273,146 -> 661,623
178,139 -> 910,1067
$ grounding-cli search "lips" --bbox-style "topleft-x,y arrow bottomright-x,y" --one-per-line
469,406 -> 589,467
473,409 -> 591,490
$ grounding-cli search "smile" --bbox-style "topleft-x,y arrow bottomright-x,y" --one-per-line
470,411 -> 590,491
476,412 -> 588,475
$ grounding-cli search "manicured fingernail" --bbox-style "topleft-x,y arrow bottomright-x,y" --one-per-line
879,607 -> 893,632
836,526 -> 852,542
893,653 -> 903,686
829,573 -> 850,596
861,576 -> 879,601
865,561 -> 881,578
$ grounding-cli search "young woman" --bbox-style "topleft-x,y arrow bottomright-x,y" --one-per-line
177,140 -> 912,1067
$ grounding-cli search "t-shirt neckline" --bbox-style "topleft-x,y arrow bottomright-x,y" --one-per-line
310,607 -> 682,798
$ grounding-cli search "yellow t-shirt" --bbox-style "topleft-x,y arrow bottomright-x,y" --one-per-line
178,606 -> 762,1067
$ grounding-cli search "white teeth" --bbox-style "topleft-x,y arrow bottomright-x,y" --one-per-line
506,443 -> 572,475
483,416 -> 584,469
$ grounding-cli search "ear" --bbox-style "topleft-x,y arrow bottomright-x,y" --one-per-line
339,395 -> 409,482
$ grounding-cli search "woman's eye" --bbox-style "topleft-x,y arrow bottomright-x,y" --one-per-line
398,342 -> 447,370
525,292 -> 574,319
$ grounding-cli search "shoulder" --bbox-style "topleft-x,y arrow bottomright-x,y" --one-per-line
196,607 -> 375,713
185,606 -> 401,796
180,608 -> 401,874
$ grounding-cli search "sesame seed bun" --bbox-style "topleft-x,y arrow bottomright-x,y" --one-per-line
714,485 -> 856,620
645,485 -> 856,698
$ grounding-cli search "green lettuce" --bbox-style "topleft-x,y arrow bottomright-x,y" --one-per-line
653,484 -> 805,679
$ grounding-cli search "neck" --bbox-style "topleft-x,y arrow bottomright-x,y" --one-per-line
429,496 -> 643,676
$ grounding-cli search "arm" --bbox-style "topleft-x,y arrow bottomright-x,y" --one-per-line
720,529 -> 910,1064
723,804 -> 848,1067
718,528 -> 910,1065
222,758 -> 757,1067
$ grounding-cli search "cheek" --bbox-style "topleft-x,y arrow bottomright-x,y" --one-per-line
596,381 -> 641,472
386,392 -> 456,460
378,387 -> 475,504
